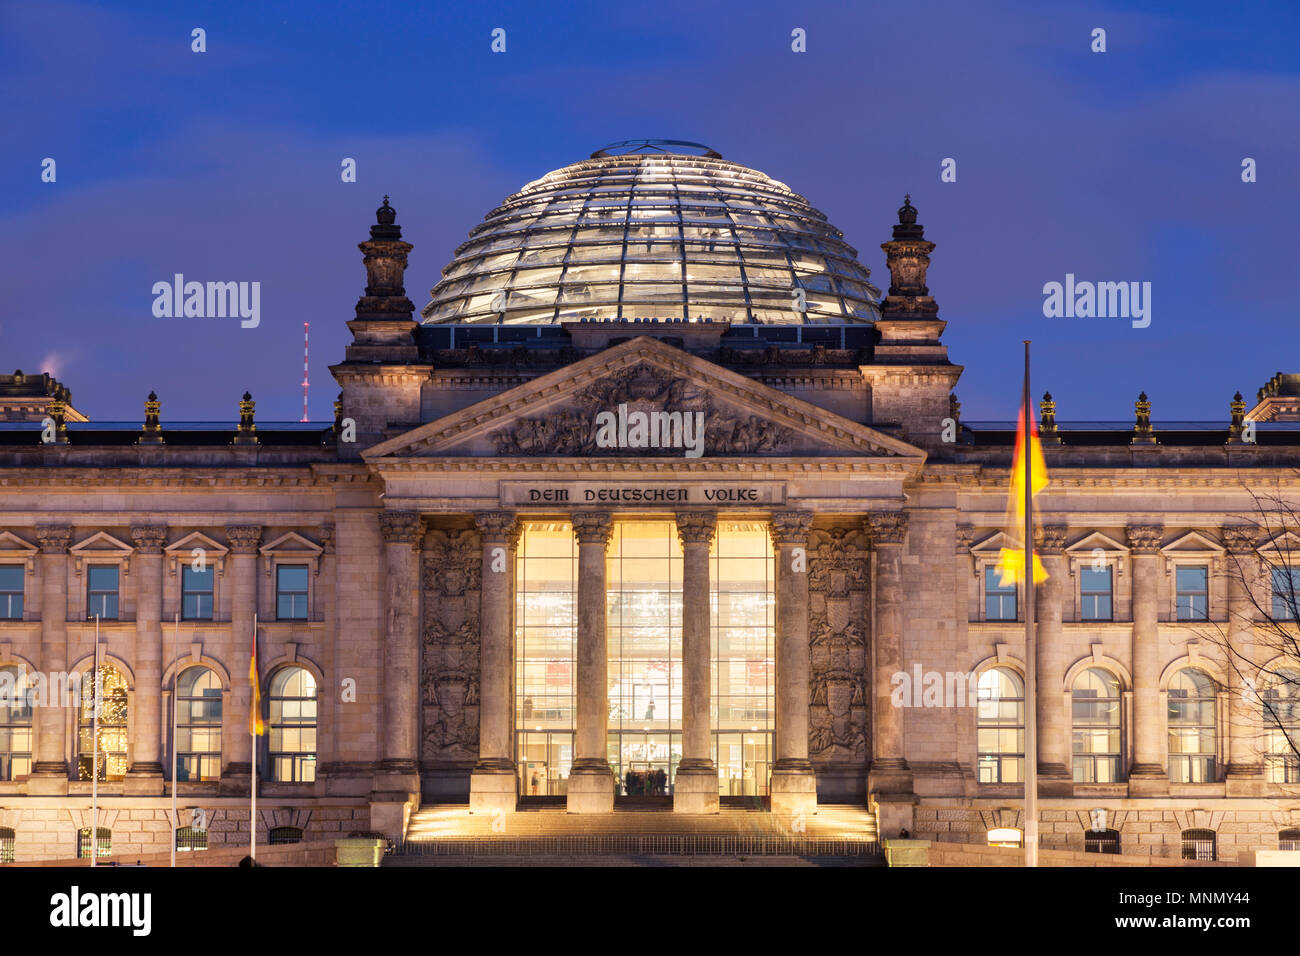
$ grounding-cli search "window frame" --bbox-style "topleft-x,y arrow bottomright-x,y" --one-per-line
180,564 -> 216,621
1079,565 -> 1115,622
1181,827 -> 1217,861
174,665 -> 223,782
0,664 -> 33,781
975,666 -> 1025,784
982,566 -> 1019,622
77,826 -> 112,859
0,564 -> 24,621
267,665 -> 318,784
1173,564 -> 1211,622
274,564 -> 310,622
77,663 -> 130,782
1167,667 -> 1218,783
1071,666 -> 1124,783
85,564 -> 121,621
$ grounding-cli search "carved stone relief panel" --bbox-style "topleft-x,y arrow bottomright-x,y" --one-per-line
807,525 -> 870,767
421,527 -> 482,764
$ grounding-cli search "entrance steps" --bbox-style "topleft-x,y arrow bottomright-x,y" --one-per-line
391,803 -> 882,863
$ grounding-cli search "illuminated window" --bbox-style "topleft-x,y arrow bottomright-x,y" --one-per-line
77,664 -> 128,781
1262,667 -> 1300,784
976,667 -> 1024,783
987,827 -> 1022,848
984,567 -> 1017,621
1181,828 -> 1216,861
0,565 -> 22,620
1085,829 -> 1121,854
275,565 -> 309,621
1072,668 -> 1122,783
86,565 -> 119,620
1079,566 -> 1113,621
269,666 -> 316,783
77,827 -> 111,859
1175,566 -> 1209,621
0,826 -> 13,862
1168,668 -> 1217,782
176,826 -> 208,852
0,665 -> 32,781
1279,829 -> 1300,852
175,666 -> 222,781
268,826 -> 302,845
181,565 -> 214,620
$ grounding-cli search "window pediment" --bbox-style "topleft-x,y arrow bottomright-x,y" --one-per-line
260,532 -> 324,577
0,531 -> 38,571
164,532 -> 230,576
69,532 -> 135,576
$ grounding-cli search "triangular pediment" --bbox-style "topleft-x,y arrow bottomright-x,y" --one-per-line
970,531 -> 1015,555
165,532 -> 229,574
1258,530 -> 1300,562
365,337 -> 925,462
260,531 -> 324,557
1161,531 -> 1225,556
69,531 -> 134,556
0,531 -> 38,570
1065,531 -> 1129,555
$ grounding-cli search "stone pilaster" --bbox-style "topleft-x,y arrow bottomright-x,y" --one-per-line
376,511 -> 422,798
1127,524 -> 1167,793
470,511 -> 520,814
568,512 -> 614,813
1222,526 -> 1264,794
221,524 -> 261,792
29,525 -> 72,793
865,511 -> 914,836
125,525 -> 167,793
769,510 -> 817,817
1035,526 -> 1071,792
674,512 -> 718,814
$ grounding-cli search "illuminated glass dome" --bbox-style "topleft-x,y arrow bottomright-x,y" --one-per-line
421,140 -> 882,326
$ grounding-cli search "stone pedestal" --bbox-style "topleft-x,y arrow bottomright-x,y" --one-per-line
368,793 -> 415,843
770,764 -> 818,817
872,792 -> 920,841
884,838 -> 931,867
566,762 -> 615,814
673,764 -> 720,814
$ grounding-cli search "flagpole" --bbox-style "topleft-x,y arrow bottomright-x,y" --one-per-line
90,613 -> 100,867
1023,341 -> 1039,867
251,612 -> 257,863
170,612 -> 179,868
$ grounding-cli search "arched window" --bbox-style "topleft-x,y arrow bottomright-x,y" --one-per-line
1262,667 -> 1300,784
175,666 -> 222,781
976,667 -> 1024,783
269,667 -> 317,783
0,665 -> 33,781
268,825 -> 302,845
1085,828 -> 1121,854
1072,668 -> 1122,783
986,827 -> 1022,848
176,826 -> 208,852
77,826 -> 111,859
1279,828 -> 1300,851
1181,828 -> 1216,861
1168,668 -> 1217,783
0,826 -> 14,863
77,664 -> 128,781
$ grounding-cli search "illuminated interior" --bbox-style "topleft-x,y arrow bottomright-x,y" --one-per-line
423,144 -> 882,326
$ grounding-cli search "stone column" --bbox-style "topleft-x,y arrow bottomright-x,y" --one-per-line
567,512 -> 614,813
29,525 -> 72,794
470,511 -> 520,814
377,511 -> 422,798
126,525 -> 166,793
865,511 -> 913,836
1223,526 -> 1264,794
675,512 -> 718,813
769,511 -> 817,817
221,524 -> 261,792
1127,524 -> 1166,793
1035,526 -> 1071,792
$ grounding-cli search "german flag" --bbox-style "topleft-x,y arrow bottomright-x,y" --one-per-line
995,402 -> 1049,586
249,628 -> 264,737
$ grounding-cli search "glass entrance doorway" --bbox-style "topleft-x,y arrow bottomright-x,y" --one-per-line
715,731 -> 772,797
518,731 -> 572,796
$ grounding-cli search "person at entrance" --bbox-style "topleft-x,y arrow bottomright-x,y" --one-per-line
644,699 -> 655,721
530,771 -> 540,795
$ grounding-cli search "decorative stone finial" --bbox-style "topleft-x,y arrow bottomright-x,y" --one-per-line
1131,391 -> 1157,445
45,393 -> 69,444
1227,391 -> 1248,444
138,390 -> 164,445
1040,390 -> 1061,444
233,391 -> 259,445
879,194 -> 937,319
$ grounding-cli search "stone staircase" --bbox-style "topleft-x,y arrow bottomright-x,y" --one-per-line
387,803 -> 883,865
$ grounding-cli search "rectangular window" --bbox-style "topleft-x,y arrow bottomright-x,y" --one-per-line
1080,566 -> 1113,621
1175,565 -> 1209,621
0,565 -> 22,620
181,565 -> 215,620
984,567 -> 1017,621
276,565 -> 309,621
86,565 -> 119,620
1272,567 -> 1298,621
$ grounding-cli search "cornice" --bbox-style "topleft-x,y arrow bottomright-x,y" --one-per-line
367,456 -> 921,477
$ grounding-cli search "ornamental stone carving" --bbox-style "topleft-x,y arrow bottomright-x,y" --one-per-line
769,511 -> 813,547
675,512 -> 717,546
489,363 -> 794,456
35,524 -> 73,553
1221,526 -> 1258,554
421,528 -> 482,763
807,525 -> 870,766
955,524 -> 975,553
571,512 -> 614,547
866,511 -> 908,546
129,525 -> 167,553
379,510 -> 423,547
225,525 -> 263,554
1036,524 -> 1068,554
1125,524 -> 1164,553
473,511 -> 520,547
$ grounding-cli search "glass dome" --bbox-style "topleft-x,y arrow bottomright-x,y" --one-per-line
421,142 -> 882,326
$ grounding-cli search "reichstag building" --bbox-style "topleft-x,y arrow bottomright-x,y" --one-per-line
0,140 -> 1297,863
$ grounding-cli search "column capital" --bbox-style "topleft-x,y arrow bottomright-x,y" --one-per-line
955,523 -> 975,553
378,510 -> 423,547
129,525 -> 168,554
1221,525 -> 1258,554
35,524 -> 73,553
866,511 -> 908,546
571,512 -> 614,547
1036,524 -> 1068,555
769,510 -> 813,547
474,511 -> 520,547
225,524 -> 263,554
675,511 -> 717,546
1125,523 -> 1164,553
